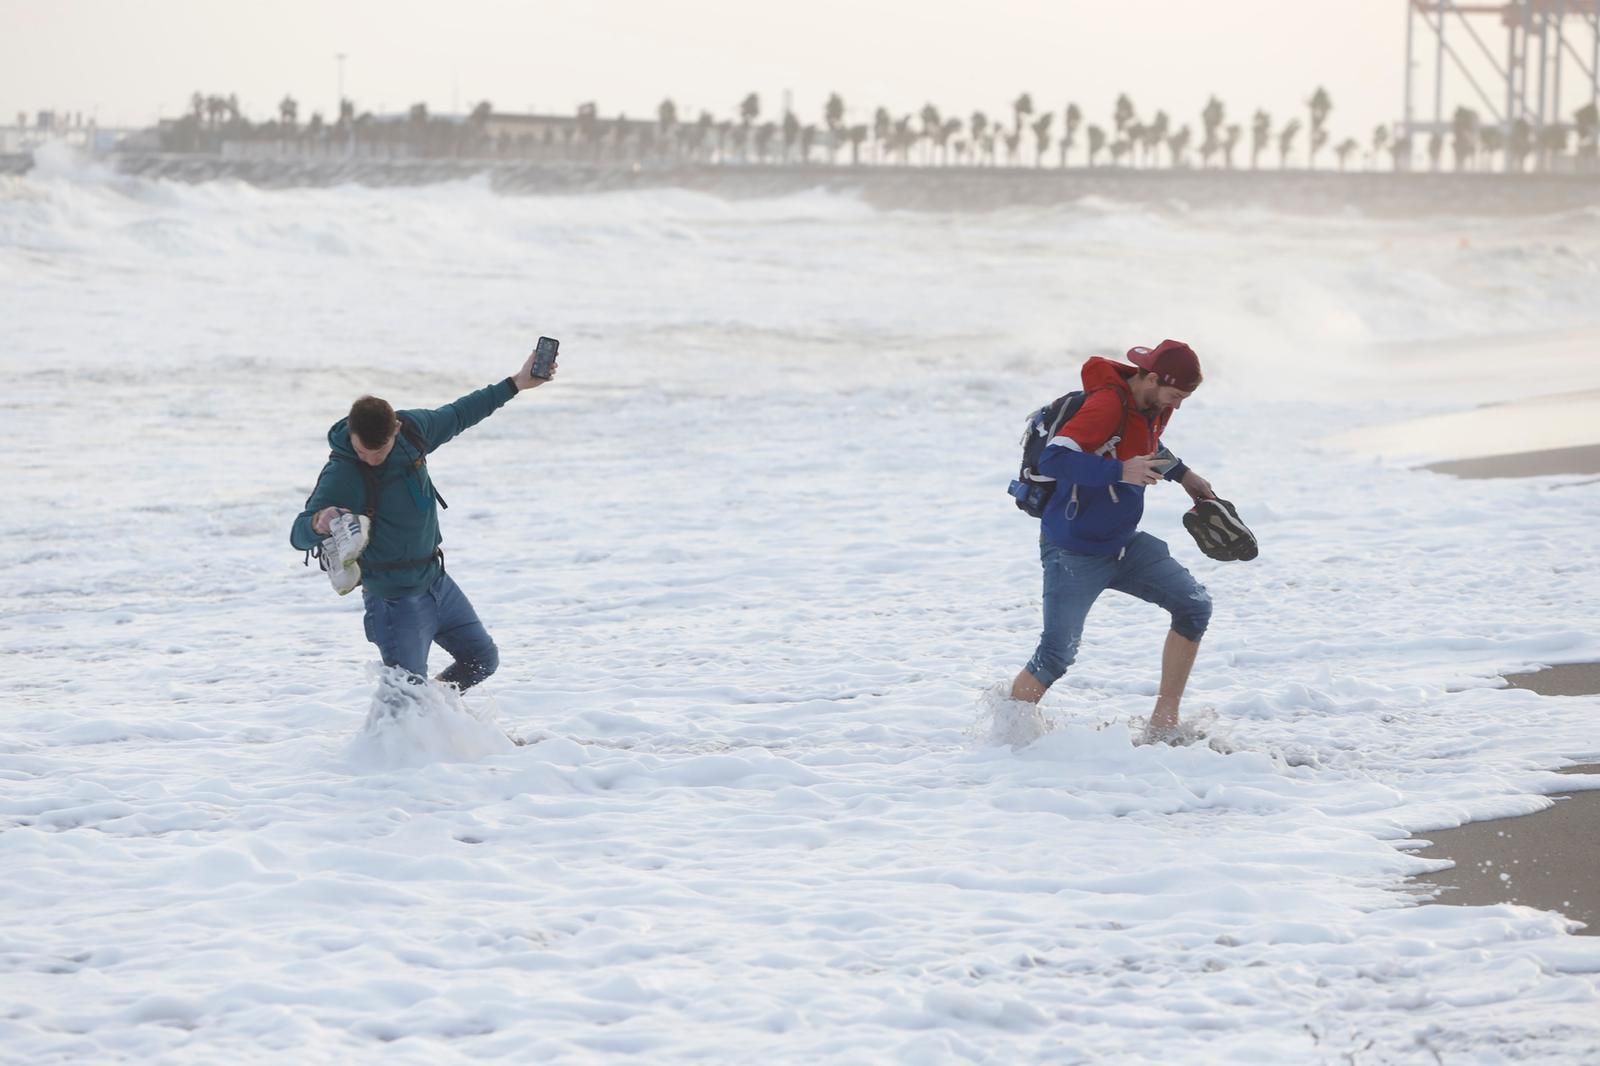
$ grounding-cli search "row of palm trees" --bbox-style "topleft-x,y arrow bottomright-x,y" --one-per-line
161,87 -> 1600,172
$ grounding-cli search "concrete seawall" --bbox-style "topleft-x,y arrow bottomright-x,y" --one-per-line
15,150 -> 1600,216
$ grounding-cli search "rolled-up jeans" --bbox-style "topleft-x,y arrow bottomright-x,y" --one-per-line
361,571 -> 500,690
1025,531 -> 1212,689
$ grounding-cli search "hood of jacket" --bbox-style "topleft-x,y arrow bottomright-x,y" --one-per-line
1080,355 -> 1138,397
1080,355 -> 1176,440
326,418 -> 360,462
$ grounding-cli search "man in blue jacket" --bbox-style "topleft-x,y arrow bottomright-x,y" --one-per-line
291,349 -> 557,690
1010,340 -> 1216,743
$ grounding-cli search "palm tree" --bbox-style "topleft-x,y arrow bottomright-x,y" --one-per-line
1427,130 -> 1444,170
1371,124 -> 1390,170
280,95 -> 298,131
1478,124 -> 1504,171
1450,106 -> 1479,171
1222,124 -> 1241,168
847,124 -> 868,165
825,93 -> 845,162
1061,103 -> 1082,167
1307,86 -> 1332,168
739,94 -> 760,160
941,117 -> 962,165
825,93 -> 845,133
190,91 -> 205,127
1251,110 -> 1271,169
1145,111 -> 1169,167
1113,93 -> 1136,143
1334,137 -> 1358,170
1576,103 -> 1599,170
1537,123 -> 1569,171
1087,124 -> 1106,166
970,111 -> 989,165
1167,125 -> 1192,167
1277,118 -> 1301,167
1012,93 -> 1034,154
1003,128 -> 1022,165
1389,134 -> 1411,172
658,99 -> 678,144
919,103 -> 941,165
1031,112 -> 1054,166
873,107 -> 891,164
1200,96 -> 1225,167
892,115 -> 914,164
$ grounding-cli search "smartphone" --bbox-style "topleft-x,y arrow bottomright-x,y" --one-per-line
1150,445 -> 1178,475
532,336 -> 560,380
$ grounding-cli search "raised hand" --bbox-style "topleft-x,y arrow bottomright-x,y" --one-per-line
513,348 -> 558,392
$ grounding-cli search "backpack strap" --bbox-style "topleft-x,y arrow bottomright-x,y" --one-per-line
394,416 -> 447,511
334,415 -> 447,520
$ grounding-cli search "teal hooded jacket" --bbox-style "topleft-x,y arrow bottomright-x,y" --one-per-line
291,379 -> 518,597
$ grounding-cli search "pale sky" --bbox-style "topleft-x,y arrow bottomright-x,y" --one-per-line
0,0 -> 1512,142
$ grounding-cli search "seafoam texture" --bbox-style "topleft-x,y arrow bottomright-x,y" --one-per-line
2,157 -> 1599,1064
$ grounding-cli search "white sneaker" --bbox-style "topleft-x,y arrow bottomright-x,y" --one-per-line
322,513 -> 370,570
326,558 -> 362,596
318,514 -> 370,596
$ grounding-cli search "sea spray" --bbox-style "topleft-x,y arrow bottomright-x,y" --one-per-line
346,664 -> 515,770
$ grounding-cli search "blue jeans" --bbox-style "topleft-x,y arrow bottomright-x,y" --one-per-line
1025,532 -> 1212,689
361,571 -> 500,690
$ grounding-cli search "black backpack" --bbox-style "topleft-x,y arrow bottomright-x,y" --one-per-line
1007,388 -> 1128,518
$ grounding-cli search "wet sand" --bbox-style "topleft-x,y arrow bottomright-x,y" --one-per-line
1503,662 -> 1600,698
1411,765 -> 1600,934
1412,659 -> 1600,931
1385,348 -> 1600,927
1425,443 -> 1600,480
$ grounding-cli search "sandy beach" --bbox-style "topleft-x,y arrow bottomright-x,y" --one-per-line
1411,763 -> 1600,935
1324,329 -> 1600,477
1329,330 -> 1600,930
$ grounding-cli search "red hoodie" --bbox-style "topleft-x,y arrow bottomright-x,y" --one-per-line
1034,356 -> 1189,555
1058,355 -> 1174,458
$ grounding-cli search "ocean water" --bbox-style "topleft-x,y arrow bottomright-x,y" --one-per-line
2,154 -> 1599,1064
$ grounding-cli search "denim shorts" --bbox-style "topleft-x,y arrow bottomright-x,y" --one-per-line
1024,532 -> 1212,688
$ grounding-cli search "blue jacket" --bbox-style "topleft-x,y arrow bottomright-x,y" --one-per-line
291,379 -> 518,596
1038,357 -> 1190,556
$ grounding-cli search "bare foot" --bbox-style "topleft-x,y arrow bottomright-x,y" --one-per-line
1143,697 -> 1180,744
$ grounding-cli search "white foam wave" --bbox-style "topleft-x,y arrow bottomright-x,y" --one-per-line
4,150 -> 1599,402
345,666 -> 515,770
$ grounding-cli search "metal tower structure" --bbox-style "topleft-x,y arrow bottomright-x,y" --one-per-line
1403,0 -> 1600,170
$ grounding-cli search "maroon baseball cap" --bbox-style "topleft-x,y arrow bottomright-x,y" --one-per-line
1126,339 -> 1202,390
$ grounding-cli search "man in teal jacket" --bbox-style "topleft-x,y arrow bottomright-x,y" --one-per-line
291,349 -> 557,689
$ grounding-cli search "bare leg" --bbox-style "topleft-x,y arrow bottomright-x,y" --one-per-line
1146,630 -> 1200,737
1011,669 -> 1048,704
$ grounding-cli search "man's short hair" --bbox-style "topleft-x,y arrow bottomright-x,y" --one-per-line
349,396 -> 397,449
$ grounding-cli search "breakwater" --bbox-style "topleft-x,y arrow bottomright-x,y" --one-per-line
20,150 -> 1600,216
